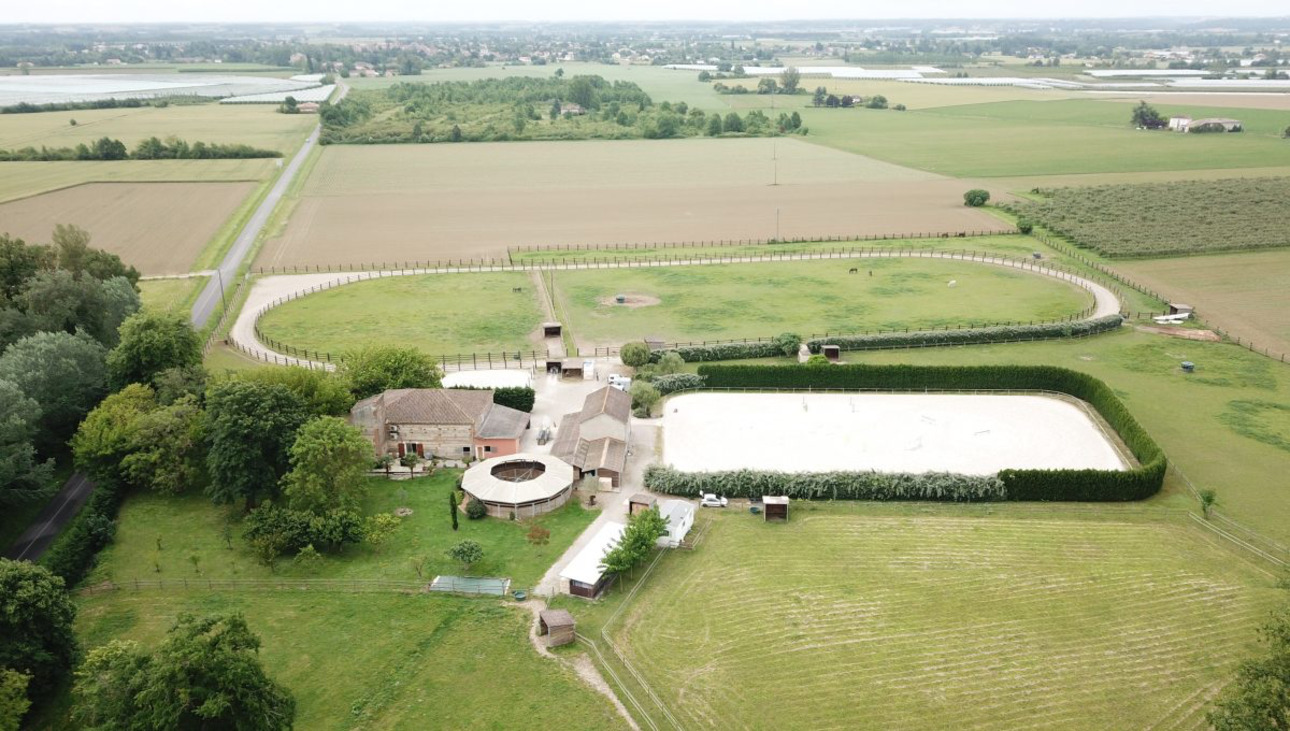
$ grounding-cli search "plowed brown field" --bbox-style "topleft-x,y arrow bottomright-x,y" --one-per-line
0,181 -> 256,275
255,139 -> 1004,268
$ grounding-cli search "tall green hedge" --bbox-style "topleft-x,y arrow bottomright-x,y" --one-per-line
806,314 -> 1122,353
681,363 -> 1165,502
645,465 -> 1005,501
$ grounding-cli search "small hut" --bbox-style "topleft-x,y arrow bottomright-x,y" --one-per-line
1168,303 -> 1194,316
560,358 -> 585,379
538,609 -> 576,648
628,493 -> 657,516
542,322 -> 563,337
822,345 -> 841,363
763,496 -> 790,522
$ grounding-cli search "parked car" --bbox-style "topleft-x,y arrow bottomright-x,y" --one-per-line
699,494 -> 728,508
608,375 -> 632,392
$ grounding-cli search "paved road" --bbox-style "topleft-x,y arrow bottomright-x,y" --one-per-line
3,473 -> 95,562
189,124 -> 320,328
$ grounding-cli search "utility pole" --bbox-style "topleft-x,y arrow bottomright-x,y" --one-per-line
216,269 -> 227,314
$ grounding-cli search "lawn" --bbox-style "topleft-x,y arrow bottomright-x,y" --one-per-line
88,471 -> 597,590
798,99 -> 1290,177
137,277 -> 206,312
612,505 -> 1280,730
59,592 -> 626,730
552,257 -> 1093,348
255,272 -> 546,360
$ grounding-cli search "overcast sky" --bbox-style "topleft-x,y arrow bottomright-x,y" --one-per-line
8,1 -> 1290,25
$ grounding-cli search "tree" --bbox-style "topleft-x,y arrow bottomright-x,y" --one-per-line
789,111 -> 802,130
963,189 -> 991,207
9,270 -> 135,349
600,506 -> 668,579
236,367 -> 353,417
0,379 -> 52,506
71,613 -> 295,731
1284,125 -> 1290,139
567,76 -> 596,109
774,332 -> 803,357
71,384 -> 157,485
813,86 -> 827,107
697,70 -> 712,82
281,96 -> 299,114
723,112 -> 745,133
866,95 -> 888,109
0,331 -> 107,450
780,66 -> 801,94
705,114 -> 723,136
0,559 -> 78,701
205,380 -> 308,509
1131,100 -> 1165,128
655,351 -> 685,376
0,669 -> 30,731
549,99 -> 561,120
629,381 -> 661,416
106,309 -> 201,391
339,345 -> 442,399
1199,489 -> 1218,519
282,416 -> 372,515
757,77 -> 778,94
450,490 -> 459,531
620,341 -> 651,368
364,513 -> 402,552
447,539 -> 483,569
1208,603 -> 1290,730
51,225 -> 138,285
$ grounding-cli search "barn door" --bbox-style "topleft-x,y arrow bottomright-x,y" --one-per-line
397,443 -> 405,457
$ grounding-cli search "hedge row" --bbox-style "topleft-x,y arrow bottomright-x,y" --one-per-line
649,341 -> 784,363
687,363 -> 1166,502
805,314 -> 1123,353
40,479 -> 124,586
644,465 -> 1005,501
651,373 -> 706,395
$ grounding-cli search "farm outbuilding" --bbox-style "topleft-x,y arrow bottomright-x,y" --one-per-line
560,521 -> 627,598
542,321 -> 563,337
656,500 -> 696,548
1169,303 -> 1195,316
763,496 -> 790,522
629,493 -> 657,516
560,358 -> 585,379
460,453 -> 575,519
822,345 -> 842,362
538,609 -> 576,647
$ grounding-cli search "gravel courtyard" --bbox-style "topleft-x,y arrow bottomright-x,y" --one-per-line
661,392 -> 1126,475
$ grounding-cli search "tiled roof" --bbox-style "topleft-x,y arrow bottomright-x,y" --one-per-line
579,386 -> 631,424
477,403 -> 530,439
382,389 -> 493,427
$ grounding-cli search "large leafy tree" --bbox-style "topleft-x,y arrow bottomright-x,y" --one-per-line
0,379 -> 52,505
339,345 -> 442,400
106,309 -> 201,391
1209,602 -> 1290,730
237,366 -> 354,416
282,416 -> 372,515
205,380 -> 307,509
121,395 -> 205,496
0,560 -> 78,700
71,614 -> 295,731
0,331 -> 107,450
600,506 -> 668,579
71,384 -> 156,485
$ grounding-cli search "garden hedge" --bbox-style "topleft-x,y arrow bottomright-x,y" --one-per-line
651,373 -> 706,395
648,315 -> 1122,363
449,385 -> 536,413
644,466 -> 1005,502
653,363 -> 1166,502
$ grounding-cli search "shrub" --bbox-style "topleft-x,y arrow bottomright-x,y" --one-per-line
465,497 -> 487,520
963,189 -> 991,207
645,465 -> 1005,501
241,506 -> 364,554
41,481 -> 125,586
773,332 -> 803,357
806,315 -> 1122,353
620,342 -> 651,368
652,373 -> 705,395
654,352 -> 686,376
447,540 -> 483,568
1017,220 -> 1034,235
490,386 -> 535,412
629,382 -> 662,415
692,362 -> 1166,502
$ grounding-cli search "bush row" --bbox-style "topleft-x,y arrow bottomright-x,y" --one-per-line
805,314 -> 1122,352
689,363 -> 1166,502
645,465 -> 1005,501
40,480 -> 125,585
649,341 -> 785,363
650,373 -> 706,395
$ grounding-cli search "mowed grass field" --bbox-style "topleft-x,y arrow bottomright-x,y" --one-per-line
256,272 -> 546,359
256,138 -> 1002,268
1118,249 -> 1290,357
137,276 -> 206,312
64,592 -> 625,731
798,99 -> 1290,177
0,181 -> 257,275
553,257 -> 1093,348
617,507 -> 1280,730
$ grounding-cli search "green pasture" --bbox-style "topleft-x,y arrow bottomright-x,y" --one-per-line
88,471 -> 595,589
61,592 -> 624,730
611,505 -> 1279,730
797,99 -> 1290,177
552,257 -> 1093,348
137,277 -> 206,312
256,272 -> 545,359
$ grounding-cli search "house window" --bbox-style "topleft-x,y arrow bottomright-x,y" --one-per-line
484,445 -> 493,453
404,442 -> 422,457
462,446 -> 471,453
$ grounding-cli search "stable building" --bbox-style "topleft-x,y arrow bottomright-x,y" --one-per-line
350,388 -> 529,460
656,500 -> 696,548
559,521 -> 627,598
551,386 -> 632,487
460,453 -> 575,519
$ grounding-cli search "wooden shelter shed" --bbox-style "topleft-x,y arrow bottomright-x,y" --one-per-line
1168,303 -> 1194,316
628,493 -> 657,516
542,322 -> 563,337
538,609 -> 576,648
560,358 -> 585,379
822,345 -> 841,362
763,495 -> 790,522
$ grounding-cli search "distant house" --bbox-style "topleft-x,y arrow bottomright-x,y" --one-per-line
1167,116 -> 1191,131
349,388 -> 529,460
296,102 -> 320,114
560,102 -> 586,116
1171,116 -> 1243,133
551,386 -> 631,487
656,500 -> 695,548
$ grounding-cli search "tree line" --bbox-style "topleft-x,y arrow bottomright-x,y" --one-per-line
0,135 -> 282,162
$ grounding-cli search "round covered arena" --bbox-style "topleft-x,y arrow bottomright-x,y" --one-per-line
461,453 -> 576,519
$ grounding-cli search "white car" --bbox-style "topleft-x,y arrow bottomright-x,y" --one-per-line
699,494 -> 728,508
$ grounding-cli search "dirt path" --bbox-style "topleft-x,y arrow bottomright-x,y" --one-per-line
515,599 -> 640,731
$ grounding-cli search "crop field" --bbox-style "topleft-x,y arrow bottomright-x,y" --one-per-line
256,139 -> 1001,268
552,257 -> 1092,348
0,101 -> 315,153
798,99 -> 1290,177
0,181 -> 257,275
68,592 -> 624,731
1009,177 -> 1290,257
256,272 -> 546,359
616,507 -> 1279,730
1118,249 -> 1290,357
0,158 -> 274,203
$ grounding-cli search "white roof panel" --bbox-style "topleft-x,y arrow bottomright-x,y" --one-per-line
560,521 -> 626,586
